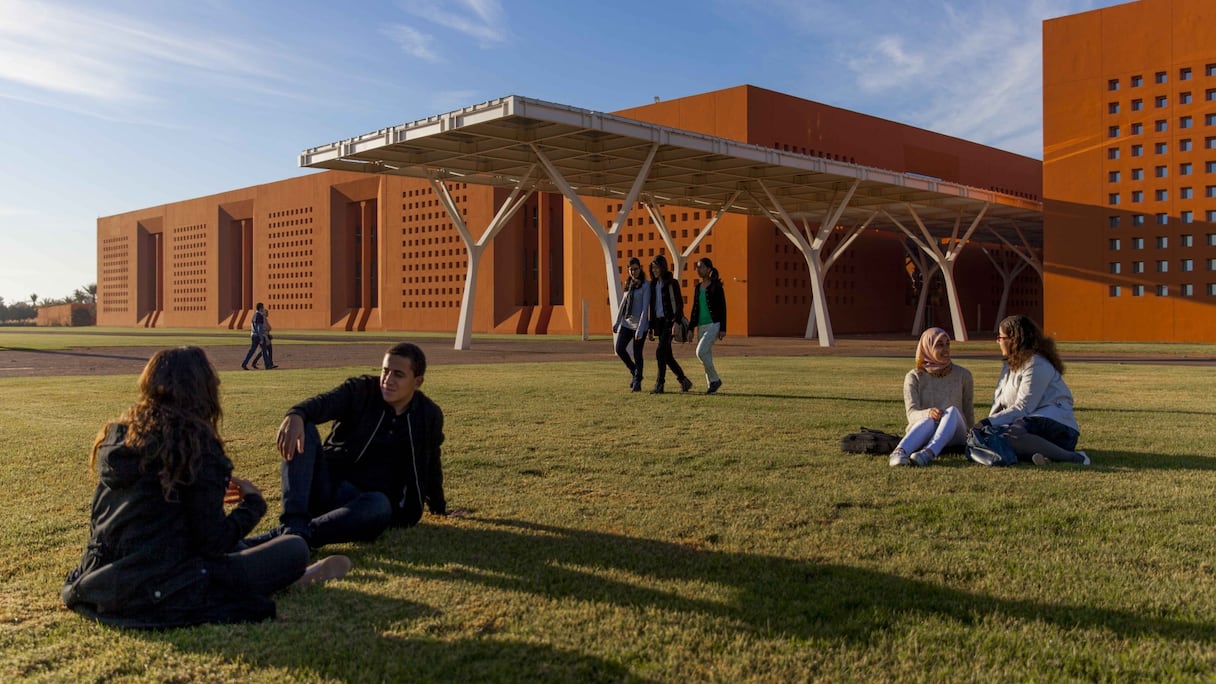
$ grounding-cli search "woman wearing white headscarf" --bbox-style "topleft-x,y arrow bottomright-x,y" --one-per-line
889,327 -> 975,467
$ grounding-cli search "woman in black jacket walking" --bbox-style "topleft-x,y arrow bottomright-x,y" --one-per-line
647,254 -> 693,394
62,346 -> 349,629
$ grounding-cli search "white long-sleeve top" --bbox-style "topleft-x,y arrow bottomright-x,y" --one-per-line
987,354 -> 1079,432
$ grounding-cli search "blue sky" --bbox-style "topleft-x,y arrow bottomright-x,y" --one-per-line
0,0 -> 1122,305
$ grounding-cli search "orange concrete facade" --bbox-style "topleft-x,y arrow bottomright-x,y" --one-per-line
97,85 -> 1043,337
1044,0 -> 1216,341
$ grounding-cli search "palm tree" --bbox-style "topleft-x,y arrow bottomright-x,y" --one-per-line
29,293 -> 37,307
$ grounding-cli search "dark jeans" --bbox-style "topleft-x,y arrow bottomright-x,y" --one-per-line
1018,416 -> 1079,451
206,534 -> 309,595
614,325 -> 645,380
242,335 -> 269,367
652,319 -> 685,385
280,423 -> 393,547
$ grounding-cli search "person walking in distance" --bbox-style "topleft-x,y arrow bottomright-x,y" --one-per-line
612,257 -> 651,392
242,303 -> 275,370
647,255 -> 693,394
687,257 -> 727,394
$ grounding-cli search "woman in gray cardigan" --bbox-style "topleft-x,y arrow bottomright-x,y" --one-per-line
890,327 -> 975,467
979,315 -> 1088,465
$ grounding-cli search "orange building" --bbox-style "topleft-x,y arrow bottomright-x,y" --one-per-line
97,85 -> 1042,338
1044,0 -> 1216,342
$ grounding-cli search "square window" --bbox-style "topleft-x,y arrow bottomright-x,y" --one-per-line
1209,284 -> 1216,296
1182,187 -> 1193,199
1155,142 -> 1168,154
1181,92 -> 1193,104
1207,114 -> 1216,126
1109,78 -> 1121,91
1132,237 -> 1144,249
1182,163 -> 1193,175
1182,259 -> 1194,272
1156,95 -> 1168,107
1155,71 -> 1167,84
1157,236 -> 1169,248
1181,116 -> 1193,129
1110,238 -> 1122,250
1131,191 -> 1142,203
1133,214 -> 1146,226
1207,161 -> 1216,173
1206,137 -> 1216,149
1182,234 -> 1194,247
1209,234 -> 1216,247
1110,193 -> 1121,205
1181,139 -> 1193,151
1108,147 -> 1121,159
1133,284 -> 1145,296
1132,168 -> 1144,180
1108,216 -> 1121,228
1109,262 -> 1121,274
1207,88 -> 1216,101
1156,119 -> 1168,132
1133,261 -> 1145,273
1132,144 -> 1144,156
1155,190 -> 1168,202
1208,186 -> 1216,198
1109,125 -> 1121,138
1157,260 -> 1168,272
1157,285 -> 1169,296
1109,171 -> 1121,182
1109,102 -> 1120,114
1182,67 -> 1193,81
1209,211 -> 1216,222
1156,212 -> 1168,224
1207,65 -> 1216,77
1131,122 -> 1144,135
1182,283 -> 1194,296
1110,285 -> 1122,297
1132,98 -> 1144,110
1155,165 -> 1168,177
1132,74 -> 1144,87
1211,258 -> 1216,270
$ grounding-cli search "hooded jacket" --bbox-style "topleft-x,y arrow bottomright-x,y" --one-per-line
287,376 -> 446,526
62,424 -> 273,628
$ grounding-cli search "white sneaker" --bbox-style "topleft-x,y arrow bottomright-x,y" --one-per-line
909,449 -> 934,467
1077,450 -> 1090,466
888,448 -> 910,467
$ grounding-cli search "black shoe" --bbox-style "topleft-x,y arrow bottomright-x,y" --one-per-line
679,376 -> 693,393
266,365 -> 279,370
650,383 -> 665,394
251,364 -> 260,369
630,378 -> 641,392
706,379 -> 722,394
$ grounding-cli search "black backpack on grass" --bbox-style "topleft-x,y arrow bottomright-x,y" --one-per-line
840,427 -> 901,454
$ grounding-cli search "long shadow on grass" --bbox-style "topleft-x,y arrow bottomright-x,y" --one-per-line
146,583 -> 647,682
371,517 -> 1214,646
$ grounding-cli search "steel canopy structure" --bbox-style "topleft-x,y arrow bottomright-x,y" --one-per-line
300,95 -> 1043,349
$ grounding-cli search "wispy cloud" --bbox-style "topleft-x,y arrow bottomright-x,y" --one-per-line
384,0 -> 510,61
381,23 -> 442,62
0,0 -> 298,109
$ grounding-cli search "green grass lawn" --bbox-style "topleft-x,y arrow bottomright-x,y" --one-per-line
2,352 -> 1215,682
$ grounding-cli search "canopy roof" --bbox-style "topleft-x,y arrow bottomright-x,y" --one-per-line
299,95 -> 1041,245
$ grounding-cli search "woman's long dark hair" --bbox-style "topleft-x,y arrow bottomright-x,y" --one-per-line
90,346 -> 223,500
999,315 -> 1065,374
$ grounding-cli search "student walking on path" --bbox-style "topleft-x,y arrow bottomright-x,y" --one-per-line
687,257 -> 726,394
612,257 -> 651,392
647,255 -> 693,394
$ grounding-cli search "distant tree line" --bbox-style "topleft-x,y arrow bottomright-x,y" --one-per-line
0,283 -> 96,324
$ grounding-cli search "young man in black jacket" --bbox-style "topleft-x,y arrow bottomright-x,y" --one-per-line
264,342 -> 449,547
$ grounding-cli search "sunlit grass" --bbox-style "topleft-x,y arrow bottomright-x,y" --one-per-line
2,354 -> 1215,681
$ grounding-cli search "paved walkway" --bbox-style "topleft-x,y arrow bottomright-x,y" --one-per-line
1,334 -> 1213,378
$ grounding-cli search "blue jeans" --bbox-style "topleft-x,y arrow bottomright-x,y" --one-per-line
280,423 -> 393,547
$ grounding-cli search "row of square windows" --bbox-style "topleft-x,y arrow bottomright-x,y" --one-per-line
1106,66 -> 1215,90
1107,115 -> 1216,137
1110,284 -> 1216,297
1108,137 -> 1216,158
1107,89 -> 1216,113
1108,259 -> 1216,273
1109,212 -> 1216,226
1109,163 -> 1216,181
1108,235 -> 1216,249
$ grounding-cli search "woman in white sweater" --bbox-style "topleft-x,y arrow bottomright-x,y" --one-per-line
978,315 -> 1088,465
890,328 -> 975,467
